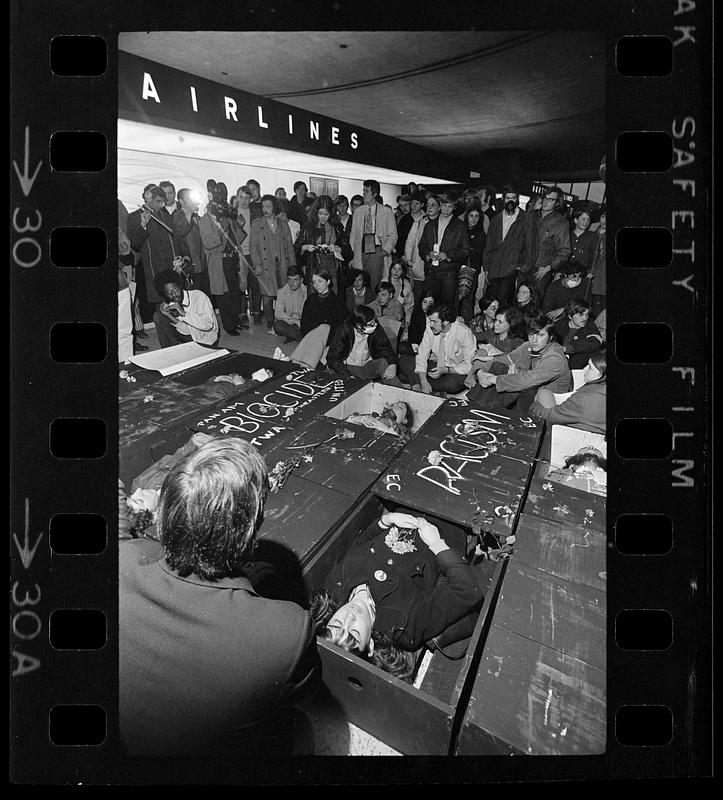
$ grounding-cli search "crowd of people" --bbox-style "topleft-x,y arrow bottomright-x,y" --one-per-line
119,175 -> 607,430
118,174 -> 608,755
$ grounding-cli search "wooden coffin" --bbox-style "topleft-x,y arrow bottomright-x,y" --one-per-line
303,493 -> 506,755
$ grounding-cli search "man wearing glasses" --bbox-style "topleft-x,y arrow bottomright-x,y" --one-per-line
528,186 -> 571,298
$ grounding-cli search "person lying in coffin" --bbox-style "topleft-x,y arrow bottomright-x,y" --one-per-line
345,401 -> 413,438
310,511 -> 485,681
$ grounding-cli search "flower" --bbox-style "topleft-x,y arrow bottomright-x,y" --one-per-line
427,450 -> 443,466
553,503 -> 570,515
585,509 -> 595,518
385,526 -> 417,555
143,394 -> 155,403
302,454 -> 314,463
542,482 -> 553,492
338,428 -> 356,440
505,535 -> 516,545
127,488 -> 160,515
119,370 -> 129,379
284,407 -> 296,418
328,446 -> 338,454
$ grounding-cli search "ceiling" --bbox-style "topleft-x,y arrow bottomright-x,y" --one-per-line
119,31 -> 606,181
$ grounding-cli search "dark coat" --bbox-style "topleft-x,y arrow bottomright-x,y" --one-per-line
531,210 -> 571,272
418,216 -> 471,273
288,195 -> 313,226
119,539 -> 319,756
467,222 -> 486,270
325,522 -> 484,651
395,213 -> 414,258
300,290 -> 347,338
542,279 -> 588,316
172,209 -> 204,273
326,322 -> 397,376
482,209 -> 536,279
569,229 -> 598,271
295,219 -> 353,287
127,206 -> 182,303
554,318 -> 604,369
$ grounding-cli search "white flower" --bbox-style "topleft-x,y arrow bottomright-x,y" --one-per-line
427,450 -> 443,466
143,394 -> 154,403
126,488 -> 159,514
119,370 -> 129,379
542,482 -> 553,492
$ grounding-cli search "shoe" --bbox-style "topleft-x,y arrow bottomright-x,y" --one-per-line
237,318 -> 250,330
225,329 -> 240,336
135,330 -> 148,339
134,343 -> 149,353
426,635 -> 471,660
267,327 -> 275,335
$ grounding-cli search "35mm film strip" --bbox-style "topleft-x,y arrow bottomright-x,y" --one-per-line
10,0 -> 712,784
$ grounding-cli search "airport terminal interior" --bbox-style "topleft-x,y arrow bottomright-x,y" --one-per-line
117,31 -> 608,758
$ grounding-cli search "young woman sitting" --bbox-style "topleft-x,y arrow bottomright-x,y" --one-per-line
464,306 -> 526,389
468,296 -> 500,341
310,510 -> 484,681
529,349 -> 606,435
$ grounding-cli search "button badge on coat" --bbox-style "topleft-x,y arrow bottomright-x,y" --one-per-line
374,570 -> 387,582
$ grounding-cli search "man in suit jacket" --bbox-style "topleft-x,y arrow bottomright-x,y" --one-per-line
119,438 -> 320,757
417,191 -> 471,311
350,179 -> 398,291
482,186 -> 537,306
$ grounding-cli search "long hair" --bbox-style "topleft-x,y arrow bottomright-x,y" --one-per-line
307,194 -> 336,225
497,306 -> 527,340
309,588 -> 417,682
158,438 -> 269,580
588,349 -> 607,382
524,312 -> 559,343
515,279 -> 542,314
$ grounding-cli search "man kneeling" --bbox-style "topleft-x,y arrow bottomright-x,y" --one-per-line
152,269 -> 219,348
119,437 -> 320,756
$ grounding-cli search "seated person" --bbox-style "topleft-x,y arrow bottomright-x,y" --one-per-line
152,269 -> 219,349
310,510 -> 485,681
345,400 -> 413,437
513,279 -> 542,318
594,307 -> 607,341
547,446 -> 607,496
326,305 -> 398,382
382,259 -> 415,333
542,261 -> 588,321
464,305 -> 526,388
273,271 -> 346,369
468,297 -> 500,341
413,303 -> 476,395
119,437 -> 320,756
469,312 -> 572,411
397,289 -> 436,386
368,281 -> 405,323
553,298 -> 603,370
345,268 -> 375,311
272,265 -> 307,343
529,349 -> 606,434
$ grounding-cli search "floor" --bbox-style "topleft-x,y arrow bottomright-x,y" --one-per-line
131,311 -> 402,756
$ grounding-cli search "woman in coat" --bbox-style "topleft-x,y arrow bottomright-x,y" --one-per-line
249,194 -> 297,331
311,510 -> 484,681
295,195 -> 353,295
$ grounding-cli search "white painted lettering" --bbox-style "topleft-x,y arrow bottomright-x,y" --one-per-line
257,105 -> 269,129
190,86 -> 198,112
309,120 -> 320,140
288,114 -> 294,134
331,126 -> 340,145
350,131 -> 358,149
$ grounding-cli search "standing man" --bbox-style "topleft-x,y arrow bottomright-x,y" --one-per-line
403,190 -> 429,302
530,186 -> 571,298
482,186 -> 536,306
231,185 -> 257,328
159,181 -> 179,215
288,181 -> 312,227
120,437 -> 320,756
350,179 -> 397,292
173,188 -> 211,299
417,191 -> 470,311
127,184 -> 181,317
394,194 -> 413,259
246,179 -> 264,221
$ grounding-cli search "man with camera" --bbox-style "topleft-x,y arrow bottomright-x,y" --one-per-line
152,269 -> 219,348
